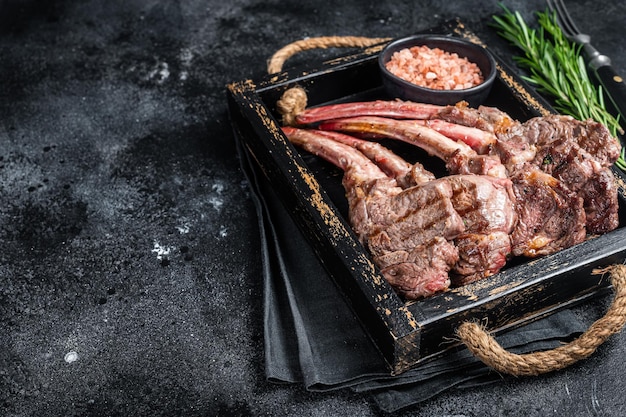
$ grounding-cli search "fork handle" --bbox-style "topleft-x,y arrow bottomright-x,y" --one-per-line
593,64 -> 626,127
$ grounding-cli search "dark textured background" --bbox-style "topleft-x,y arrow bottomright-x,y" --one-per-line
1,0 -> 625,415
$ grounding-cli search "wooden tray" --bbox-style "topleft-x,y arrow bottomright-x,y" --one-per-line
227,19 -> 626,374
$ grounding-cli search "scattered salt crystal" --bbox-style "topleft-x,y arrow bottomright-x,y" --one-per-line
64,351 -> 79,363
152,241 -> 171,260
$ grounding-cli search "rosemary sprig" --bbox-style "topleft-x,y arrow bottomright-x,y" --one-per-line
491,4 -> 626,170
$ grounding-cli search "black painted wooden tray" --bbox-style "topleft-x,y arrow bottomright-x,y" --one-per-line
227,20 -> 626,374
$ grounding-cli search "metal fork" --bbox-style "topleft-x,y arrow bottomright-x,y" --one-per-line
547,0 -> 626,124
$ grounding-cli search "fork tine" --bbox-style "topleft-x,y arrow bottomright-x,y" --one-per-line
547,0 -> 581,36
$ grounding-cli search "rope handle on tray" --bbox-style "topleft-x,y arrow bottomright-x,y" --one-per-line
269,38 -> 626,376
267,35 -> 390,74
267,36 -> 390,125
456,263 -> 626,376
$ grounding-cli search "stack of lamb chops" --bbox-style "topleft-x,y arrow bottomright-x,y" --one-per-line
282,100 -> 622,300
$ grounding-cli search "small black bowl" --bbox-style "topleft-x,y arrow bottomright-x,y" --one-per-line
378,34 -> 497,107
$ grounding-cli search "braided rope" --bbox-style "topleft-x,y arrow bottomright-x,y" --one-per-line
268,36 -> 389,125
456,264 -> 626,376
267,35 -> 390,74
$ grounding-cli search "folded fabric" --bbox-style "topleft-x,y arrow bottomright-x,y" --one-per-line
237,140 -> 587,412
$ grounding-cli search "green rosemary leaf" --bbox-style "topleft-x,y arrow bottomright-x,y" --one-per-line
491,3 -> 625,169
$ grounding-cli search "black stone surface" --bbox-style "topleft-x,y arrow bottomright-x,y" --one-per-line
1,0 -> 625,415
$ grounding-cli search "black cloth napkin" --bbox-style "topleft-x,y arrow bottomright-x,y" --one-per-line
237,139 -> 587,413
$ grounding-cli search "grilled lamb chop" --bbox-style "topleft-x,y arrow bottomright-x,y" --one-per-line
295,99 -> 516,134
507,167 -> 586,257
282,126 -> 464,299
444,174 -> 517,285
295,99 -> 444,125
582,169 -> 620,234
495,114 -> 621,234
